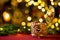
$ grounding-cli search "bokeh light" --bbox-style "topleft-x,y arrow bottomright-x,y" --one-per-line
27,16 -> 32,21
27,22 -> 31,26
17,0 -> 22,3
21,22 -> 26,26
58,2 -> 60,6
3,11 -> 11,22
28,0 -> 34,5
51,2 -> 54,5
25,0 -> 30,2
58,19 -> 60,23
51,25 -> 55,29
55,23 -> 58,27
38,6 -> 42,9
39,18 -> 43,23
41,8 -> 45,12
25,9 -> 29,14
50,0 -> 54,2
28,29 -> 30,31
0,28 -> 3,31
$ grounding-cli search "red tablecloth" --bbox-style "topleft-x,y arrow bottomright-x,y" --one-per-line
0,34 -> 60,40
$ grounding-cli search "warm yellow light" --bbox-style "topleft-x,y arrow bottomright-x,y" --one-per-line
44,14 -> 48,18
41,2 -> 45,7
56,27 -> 59,31
51,7 -> 55,12
41,8 -> 45,12
39,18 -> 43,23
49,6 -> 55,12
58,2 -> 60,6
3,11 -> 11,22
33,2 -> 39,6
25,3 -> 29,7
48,23 -> 52,27
27,16 -> 32,21
17,0 -> 22,3
23,26 -> 26,29
5,13 -> 9,19
25,0 -> 30,2
55,23 -> 58,27
51,2 -> 54,5
58,19 -> 60,23
28,0 -> 34,5
47,11 -> 52,16
51,25 -> 55,29
45,7 -> 48,11
25,9 -> 29,14
53,18 -> 58,23
28,29 -> 30,31
38,0 -> 41,3
21,22 -> 26,26
17,29 -> 20,32
27,22 -> 31,26
38,6 -> 42,9
11,0 -> 18,6
50,0 -> 53,2
0,28 -> 3,31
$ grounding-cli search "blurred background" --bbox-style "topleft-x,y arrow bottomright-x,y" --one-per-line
0,0 -> 60,35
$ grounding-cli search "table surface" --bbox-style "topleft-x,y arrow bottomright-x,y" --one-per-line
0,34 -> 60,40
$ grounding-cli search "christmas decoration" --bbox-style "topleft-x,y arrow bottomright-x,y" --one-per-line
3,11 -> 11,22
0,0 -> 60,36
39,22 -> 48,36
31,21 -> 48,36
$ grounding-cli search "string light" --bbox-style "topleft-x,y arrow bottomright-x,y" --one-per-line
3,11 -> 11,22
55,23 -> 58,27
50,0 -> 54,2
11,0 -> 18,6
27,16 -> 32,21
56,27 -> 59,31
58,2 -> 60,6
38,0 -> 41,3
27,22 -> 31,26
25,9 -> 29,14
58,19 -> 60,23
53,18 -> 58,23
17,29 -> 20,32
25,0 -> 30,2
33,2 -> 39,6
28,0 -> 34,5
44,14 -> 48,18
28,29 -> 30,31
41,2 -> 45,7
17,0 -> 22,3
51,2 -> 54,5
39,18 -> 43,23
38,6 -> 42,9
23,26 -> 26,29
0,28 -> 3,31
51,25 -> 55,29
41,8 -> 45,12
25,3 -> 29,7
21,22 -> 26,26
